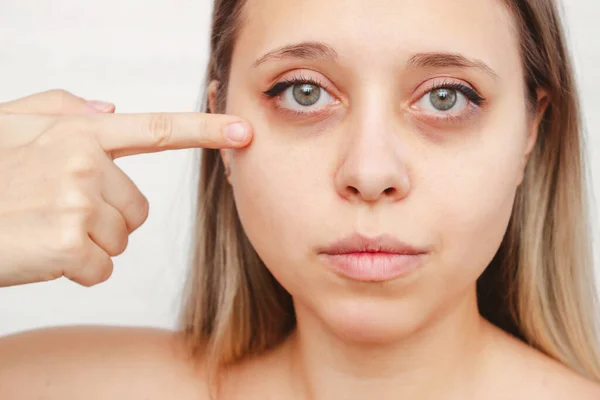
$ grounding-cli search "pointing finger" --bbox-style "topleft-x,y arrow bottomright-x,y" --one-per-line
81,112 -> 253,159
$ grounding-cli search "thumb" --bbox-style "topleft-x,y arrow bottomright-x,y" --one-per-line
0,89 -> 115,115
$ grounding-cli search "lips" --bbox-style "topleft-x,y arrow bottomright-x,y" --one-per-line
317,233 -> 429,282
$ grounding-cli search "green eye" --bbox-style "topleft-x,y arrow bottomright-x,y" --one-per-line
429,88 -> 457,111
292,84 -> 322,106
263,77 -> 337,115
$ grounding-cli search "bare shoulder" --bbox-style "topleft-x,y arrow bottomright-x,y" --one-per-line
528,353 -> 600,399
0,325 -> 211,400
483,322 -> 600,399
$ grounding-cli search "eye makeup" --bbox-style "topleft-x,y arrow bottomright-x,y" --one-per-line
410,78 -> 487,126
261,71 -> 341,119
261,71 -> 488,126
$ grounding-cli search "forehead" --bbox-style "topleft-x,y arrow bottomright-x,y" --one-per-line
235,0 -> 521,78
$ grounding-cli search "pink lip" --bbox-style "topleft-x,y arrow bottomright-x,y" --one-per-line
318,233 -> 429,282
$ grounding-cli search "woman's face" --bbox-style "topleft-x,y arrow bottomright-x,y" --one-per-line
216,0 -> 541,342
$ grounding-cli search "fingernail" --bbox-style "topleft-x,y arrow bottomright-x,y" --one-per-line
86,100 -> 114,112
224,122 -> 249,142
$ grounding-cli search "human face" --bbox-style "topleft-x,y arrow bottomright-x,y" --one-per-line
218,0 -> 536,342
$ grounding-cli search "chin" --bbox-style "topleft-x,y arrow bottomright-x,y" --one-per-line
311,295 -> 430,345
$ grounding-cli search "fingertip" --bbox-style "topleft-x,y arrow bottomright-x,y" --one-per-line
224,120 -> 253,146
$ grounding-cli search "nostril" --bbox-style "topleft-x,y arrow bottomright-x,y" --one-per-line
347,186 -> 359,195
384,187 -> 396,195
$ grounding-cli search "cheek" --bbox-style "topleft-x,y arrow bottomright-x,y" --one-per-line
227,117 -> 330,283
223,84 -> 348,283
425,128 -> 524,294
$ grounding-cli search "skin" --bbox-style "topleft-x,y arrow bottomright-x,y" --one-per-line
0,0 -> 599,399
0,89 -> 252,287
215,0 -> 600,398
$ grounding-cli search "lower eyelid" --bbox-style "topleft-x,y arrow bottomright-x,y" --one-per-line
413,104 -> 480,124
274,100 -> 342,120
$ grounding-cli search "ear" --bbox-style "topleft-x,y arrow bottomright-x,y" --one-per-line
220,148 -> 232,185
208,80 -> 232,184
207,80 -> 220,114
519,88 -> 549,185
524,88 -> 550,161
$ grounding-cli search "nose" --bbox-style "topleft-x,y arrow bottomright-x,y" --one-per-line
334,119 -> 411,203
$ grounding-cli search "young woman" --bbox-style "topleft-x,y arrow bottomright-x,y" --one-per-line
1,0 -> 600,398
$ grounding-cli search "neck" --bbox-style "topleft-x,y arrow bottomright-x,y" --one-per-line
285,286 -> 491,400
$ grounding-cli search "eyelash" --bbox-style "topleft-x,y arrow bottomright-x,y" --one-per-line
263,74 -> 325,98
262,73 -> 336,118
428,80 -> 486,106
262,75 -> 487,122
415,79 -> 486,125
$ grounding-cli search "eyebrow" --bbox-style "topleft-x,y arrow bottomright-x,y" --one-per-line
252,41 -> 338,67
252,41 -> 499,80
406,52 -> 499,80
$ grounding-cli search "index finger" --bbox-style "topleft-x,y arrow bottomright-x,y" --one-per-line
82,112 -> 253,159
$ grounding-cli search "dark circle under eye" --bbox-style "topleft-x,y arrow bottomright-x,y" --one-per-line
293,84 -> 321,106
429,88 -> 457,111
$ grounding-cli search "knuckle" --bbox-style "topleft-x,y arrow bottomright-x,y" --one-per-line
72,257 -> 113,287
55,229 -> 88,260
97,259 -> 115,284
57,188 -> 96,218
112,234 -> 129,256
65,153 -> 100,180
147,113 -> 174,148
124,194 -> 150,232
105,215 -> 130,256
140,196 -> 150,222
135,194 -> 150,218
47,89 -> 75,108
47,88 -> 72,97
76,279 -> 96,288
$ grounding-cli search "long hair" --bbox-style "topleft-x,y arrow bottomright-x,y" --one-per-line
179,0 -> 600,389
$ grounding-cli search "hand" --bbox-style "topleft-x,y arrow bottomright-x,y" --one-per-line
0,89 -> 252,287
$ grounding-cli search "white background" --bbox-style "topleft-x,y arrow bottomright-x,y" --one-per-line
0,0 -> 598,335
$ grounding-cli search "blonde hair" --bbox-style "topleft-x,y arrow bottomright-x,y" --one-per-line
179,0 -> 600,388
